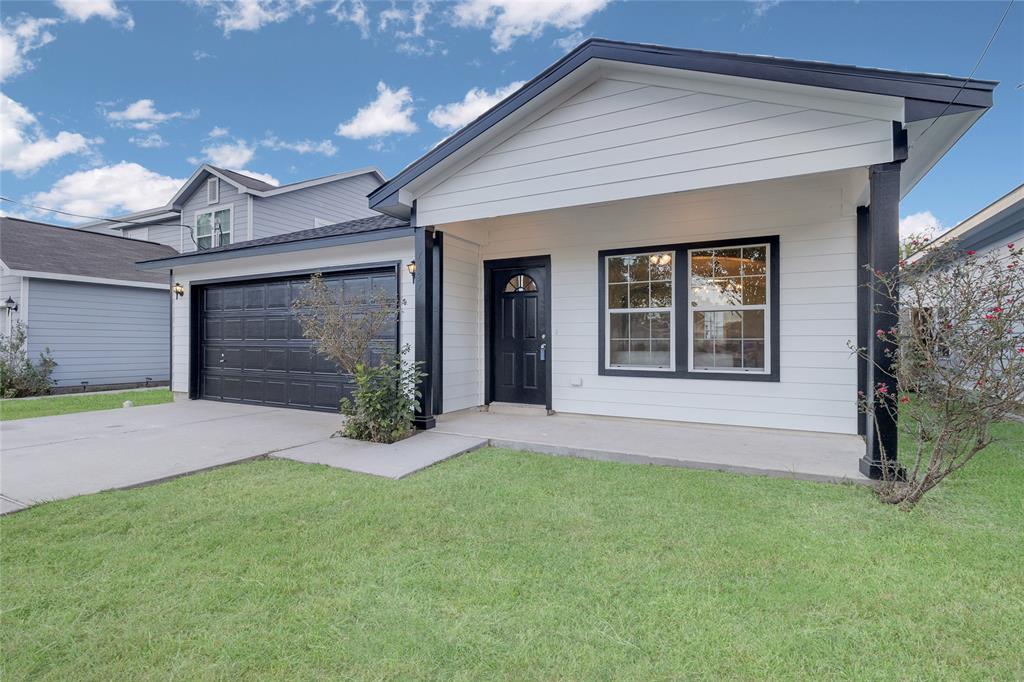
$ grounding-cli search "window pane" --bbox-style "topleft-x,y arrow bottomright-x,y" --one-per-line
743,246 -> 767,275
692,311 -> 706,339
628,312 -> 650,338
196,213 -> 211,236
608,283 -> 628,309
743,340 -> 765,369
197,235 -> 212,249
649,312 -> 671,339
627,256 -> 648,283
715,340 -> 742,368
743,309 -> 765,339
691,250 -> 714,278
628,283 -> 649,309
692,340 -> 714,369
610,313 -> 629,339
742,276 -> 766,305
649,253 -> 673,281
715,248 -> 743,276
650,280 -> 672,307
608,257 -> 629,284
722,311 -> 743,339
610,340 -> 629,365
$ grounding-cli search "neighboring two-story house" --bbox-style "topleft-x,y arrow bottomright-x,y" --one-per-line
6,166 -> 385,392
77,165 -> 385,252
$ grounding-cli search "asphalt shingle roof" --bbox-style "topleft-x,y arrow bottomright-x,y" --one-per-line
0,217 -> 177,284
208,166 -> 279,192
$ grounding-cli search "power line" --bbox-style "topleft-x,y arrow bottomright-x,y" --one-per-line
0,195 -> 182,228
913,0 -> 1014,146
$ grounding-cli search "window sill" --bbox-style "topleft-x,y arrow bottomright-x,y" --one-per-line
599,366 -> 779,382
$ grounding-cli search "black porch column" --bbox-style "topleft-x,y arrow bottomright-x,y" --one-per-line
856,206 -> 869,437
413,225 -> 436,430
859,161 -> 902,479
431,230 -> 444,416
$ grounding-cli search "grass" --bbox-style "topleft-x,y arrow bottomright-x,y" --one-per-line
2,423 -> 1022,680
0,388 -> 172,421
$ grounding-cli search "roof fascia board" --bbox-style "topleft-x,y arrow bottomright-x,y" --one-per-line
910,184 -> 1024,259
7,269 -> 166,289
76,207 -> 180,230
370,39 -> 995,213
136,226 -> 415,270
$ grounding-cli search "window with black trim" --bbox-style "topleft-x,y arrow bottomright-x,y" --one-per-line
598,236 -> 778,382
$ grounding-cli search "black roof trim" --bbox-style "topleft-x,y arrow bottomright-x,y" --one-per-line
369,38 -> 996,213
137,214 -> 411,269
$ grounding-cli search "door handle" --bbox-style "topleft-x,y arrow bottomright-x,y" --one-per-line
219,353 -> 225,363
539,343 -> 546,361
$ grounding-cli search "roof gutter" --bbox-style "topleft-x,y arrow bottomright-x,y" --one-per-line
136,225 -> 415,270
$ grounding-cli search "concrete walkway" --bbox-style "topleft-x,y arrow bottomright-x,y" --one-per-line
0,401 -> 485,514
435,409 -> 868,483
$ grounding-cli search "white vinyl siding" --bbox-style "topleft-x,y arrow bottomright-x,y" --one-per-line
417,75 -> 893,225
169,238 -> 416,395
438,173 -> 861,434
442,234 -> 483,412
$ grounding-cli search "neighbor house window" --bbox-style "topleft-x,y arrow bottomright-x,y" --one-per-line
598,237 -> 778,381
196,207 -> 231,249
688,245 -> 769,373
605,252 -> 674,370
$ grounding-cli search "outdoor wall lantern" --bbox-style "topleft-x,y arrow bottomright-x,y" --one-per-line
4,296 -> 18,313
406,260 -> 416,280
173,282 -> 185,299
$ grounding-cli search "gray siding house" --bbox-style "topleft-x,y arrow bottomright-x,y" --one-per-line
1,217 -> 177,392
77,165 -> 384,251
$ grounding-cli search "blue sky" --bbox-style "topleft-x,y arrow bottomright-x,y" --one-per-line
2,0 -> 1021,234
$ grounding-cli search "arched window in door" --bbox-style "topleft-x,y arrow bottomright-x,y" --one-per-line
504,274 -> 538,293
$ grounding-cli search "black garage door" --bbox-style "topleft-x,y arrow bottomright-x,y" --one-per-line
196,268 -> 397,411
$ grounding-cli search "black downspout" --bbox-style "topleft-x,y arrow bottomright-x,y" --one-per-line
855,207 -> 869,437
413,223 -> 436,430
859,126 -> 906,478
168,269 -> 174,395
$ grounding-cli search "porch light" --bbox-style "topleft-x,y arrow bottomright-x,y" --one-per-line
173,282 -> 185,299
406,260 -> 416,280
4,296 -> 18,313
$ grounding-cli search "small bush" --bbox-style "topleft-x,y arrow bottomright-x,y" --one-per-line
340,349 -> 424,444
0,322 -> 57,398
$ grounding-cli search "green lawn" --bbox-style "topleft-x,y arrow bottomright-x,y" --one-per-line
2,422 -> 1022,680
0,388 -> 172,421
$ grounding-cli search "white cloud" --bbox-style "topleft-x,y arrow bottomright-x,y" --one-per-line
900,210 -> 944,241
105,99 -> 197,130
193,49 -> 214,60
199,0 -> 313,35
54,0 -> 134,28
191,139 -> 256,168
1,93 -> 100,176
228,169 -> 280,186
336,81 -> 417,140
450,0 -> 609,52
428,80 -> 525,131
207,126 -> 229,138
327,0 -> 369,38
29,162 -> 184,223
751,0 -> 781,17
0,15 -> 60,82
553,30 -> 586,52
129,132 -> 168,148
260,134 -> 337,156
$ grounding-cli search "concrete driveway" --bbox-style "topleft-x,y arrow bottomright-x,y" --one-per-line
1,401 -> 340,513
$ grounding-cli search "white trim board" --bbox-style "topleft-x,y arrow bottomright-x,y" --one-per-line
6,270 -> 168,290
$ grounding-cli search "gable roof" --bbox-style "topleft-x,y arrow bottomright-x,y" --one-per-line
907,184 -> 1024,263
370,38 -> 996,218
0,217 -> 177,284
209,166 -> 279,192
137,213 -> 411,270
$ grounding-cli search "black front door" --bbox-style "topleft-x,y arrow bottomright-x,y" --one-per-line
488,257 -> 550,406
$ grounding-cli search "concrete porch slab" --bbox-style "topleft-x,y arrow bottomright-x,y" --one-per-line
434,410 -> 869,483
273,431 -> 488,479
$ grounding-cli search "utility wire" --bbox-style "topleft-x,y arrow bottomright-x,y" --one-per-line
0,195 -> 181,227
913,0 -> 1013,146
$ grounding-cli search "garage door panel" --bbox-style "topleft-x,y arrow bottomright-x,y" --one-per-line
198,268 -> 397,412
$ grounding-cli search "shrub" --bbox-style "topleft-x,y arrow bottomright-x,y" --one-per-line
858,237 -> 1024,508
293,273 -> 424,443
0,322 -> 57,398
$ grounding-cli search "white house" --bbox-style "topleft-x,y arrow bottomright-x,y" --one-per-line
138,39 -> 996,479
